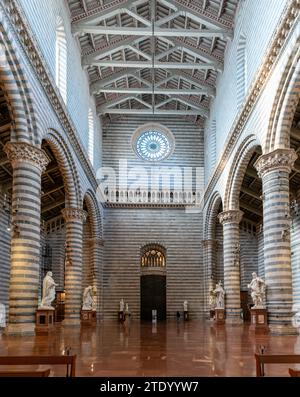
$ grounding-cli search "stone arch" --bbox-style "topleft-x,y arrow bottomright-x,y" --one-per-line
0,18 -> 39,144
204,191 -> 223,240
43,129 -> 82,207
224,135 -> 261,211
83,189 -> 102,239
265,39 -> 300,152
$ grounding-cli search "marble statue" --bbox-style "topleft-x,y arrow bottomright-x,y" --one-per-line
214,281 -> 225,309
82,286 -> 93,310
248,272 -> 266,308
183,300 -> 188,312
40,271 -> 57,309
208,288 -> 216,310
0,303 -> 5,328
92,286 -> 97,311
125,303 -> 129,314
120,298 -> 125,312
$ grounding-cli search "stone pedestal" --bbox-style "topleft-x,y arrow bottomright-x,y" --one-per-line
35,308 -> 55,335
81,310 -> 97,326
118,311 -> 125,322
215,308 -> 225,325
210,309 -> 215,319
184,311 -> 189,321
250,308 -> 268,333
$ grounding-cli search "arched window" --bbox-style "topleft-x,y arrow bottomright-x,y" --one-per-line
236,33 -> 247,110
141,244 -> 166,268
55,16 -> 67,103
88,108 -> 94,165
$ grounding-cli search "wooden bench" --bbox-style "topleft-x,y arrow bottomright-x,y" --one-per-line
255,353 -> 300,376
0,355 -> 76,377
0,369 -> 51,377
289,368 -> 300,377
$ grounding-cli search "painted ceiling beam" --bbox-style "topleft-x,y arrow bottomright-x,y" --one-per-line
99,87 -> 209,95
97,108 -> 205,115
159,0 -> 232,30
87,60 -> 218,70
72,25 -> 232,39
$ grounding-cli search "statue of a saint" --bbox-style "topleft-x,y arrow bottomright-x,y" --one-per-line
214,281 -> 225,309
0,303 -> 5,328
248,272 -> 266,308
208,288 -> 216,310
120,298 -> 125,312
40,271 -> 57,309
82,286 -> 93,310
183,300 -> 188,312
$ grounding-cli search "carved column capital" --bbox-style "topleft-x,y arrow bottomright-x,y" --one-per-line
4,142 -> 50,172
62,208 -> 87,222
254,148 -> 297,179
218,210 -> 243,225
202,239 -> 218,247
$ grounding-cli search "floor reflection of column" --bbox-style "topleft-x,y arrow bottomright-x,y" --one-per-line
211,324 -> 227,376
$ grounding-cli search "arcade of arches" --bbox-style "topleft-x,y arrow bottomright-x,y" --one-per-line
0,0 -> 300,378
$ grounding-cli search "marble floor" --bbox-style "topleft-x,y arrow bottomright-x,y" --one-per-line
0,320 -> 300,377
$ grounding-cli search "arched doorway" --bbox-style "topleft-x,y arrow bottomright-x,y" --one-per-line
140,244 -> 166,321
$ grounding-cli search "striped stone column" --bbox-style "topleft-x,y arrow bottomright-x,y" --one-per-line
88,237 -> 104,319
254,148 -> 298,335
202,239 -> 218,312
218,210 -> 243,322
62,208 -> 87,326
4,142 -> 49,335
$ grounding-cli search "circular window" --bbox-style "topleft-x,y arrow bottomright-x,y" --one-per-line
132,123 -> 175,162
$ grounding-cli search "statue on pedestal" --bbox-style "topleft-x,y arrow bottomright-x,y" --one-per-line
120,298 -> 125,312
40,271 -> 58,309
82,286 -> 93,310
214,281 -> 225,309
248,272 -> 266,308
183,300 -> 188,312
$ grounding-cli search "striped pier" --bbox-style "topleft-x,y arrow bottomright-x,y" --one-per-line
218,210 -> 243,323
255,148 -> 298,335
4,142 -> 49,335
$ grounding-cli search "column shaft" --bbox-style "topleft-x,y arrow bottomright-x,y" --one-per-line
4,142 -> 49,335
255,148 -> 298,334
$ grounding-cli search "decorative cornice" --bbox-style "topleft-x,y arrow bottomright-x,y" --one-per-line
204,0 -> 300,204
202,239 -> 218,247
105,202 -> 187,209
4,142 -> 50,172
254,148 -> 298,178
218,210 -> 244,225
2,0 -> 99,192
62,208 -> 87,222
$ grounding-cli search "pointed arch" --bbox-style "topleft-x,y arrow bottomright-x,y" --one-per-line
204,191 -> 223,240
83,189 -> 103,238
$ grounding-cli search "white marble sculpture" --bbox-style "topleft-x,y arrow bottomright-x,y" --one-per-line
248,272 -> 266,308
0,303 -> 6,328
214,281 -> 225,309
125,303 -> 129,314
120,298 -> 125,312
40,271 -> 58,309
208,288 -> 216,310
92,286 -> 97,311
183,300 -> 188,312
82,286 -> 93,310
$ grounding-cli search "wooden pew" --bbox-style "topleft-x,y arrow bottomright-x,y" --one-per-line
255,353 -> 300,376
0,369 -> 51,377
289,368 -> 300,377
0,355 -> 76,377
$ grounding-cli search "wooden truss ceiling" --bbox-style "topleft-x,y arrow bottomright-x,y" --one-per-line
68,0 -> 239,124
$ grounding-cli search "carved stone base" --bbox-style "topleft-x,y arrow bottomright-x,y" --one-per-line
81,310 -> 97,326
184,311 -> 189,321
250,308 -> 268,334
215,308 -> 225,325
118,311 -> 125,322
35,308 -> 55,335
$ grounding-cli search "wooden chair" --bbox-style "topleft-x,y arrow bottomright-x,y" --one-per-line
0,369 -> 51,377
255,353 -> 300,376
289,368 -> 300,377
0,355 -> 76,377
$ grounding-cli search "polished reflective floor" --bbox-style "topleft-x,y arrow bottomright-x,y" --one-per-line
0,320 -> 300,377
